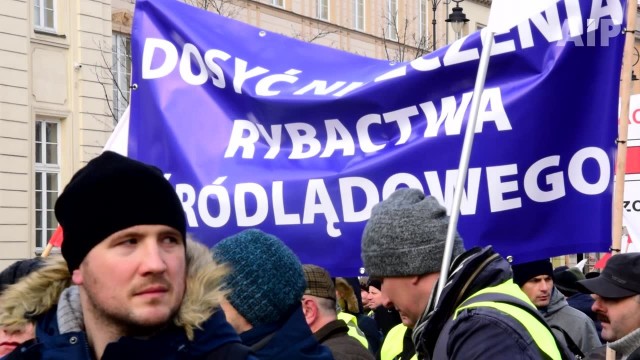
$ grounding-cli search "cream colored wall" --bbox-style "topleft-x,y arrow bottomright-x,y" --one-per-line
460,2 -> 490,36
0,0 -> 114,268
0,0 -> 32,268
180,0 -> 468,60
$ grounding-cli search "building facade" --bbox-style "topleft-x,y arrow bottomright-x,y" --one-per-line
0,0 -> 490,268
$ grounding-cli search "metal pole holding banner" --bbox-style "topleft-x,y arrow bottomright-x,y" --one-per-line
435,29 -> 494,301
607,2 -> 636,359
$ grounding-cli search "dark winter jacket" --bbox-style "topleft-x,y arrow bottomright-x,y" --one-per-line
3,308 -> 249,360
541,287 -> 601,356
314,319 -> 374,360
372,307 -> 401,337
0,240 -> 254,360
412,246 -> 566,360
356,314 -> 382,355
239,304 -> 334,360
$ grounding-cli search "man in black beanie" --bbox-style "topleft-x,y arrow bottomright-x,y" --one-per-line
361,188 -> 567,359
0,151 -> 252,360
512,259 -> 601,357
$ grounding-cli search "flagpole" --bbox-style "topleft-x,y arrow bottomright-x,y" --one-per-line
436,29 -> 494,301
41,242 -> 54,257
608,1 -> 636,359
612,0 -> 636,257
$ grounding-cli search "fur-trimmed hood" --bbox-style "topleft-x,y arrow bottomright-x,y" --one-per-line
335,277 -> 359,314
0,238 -> 227,340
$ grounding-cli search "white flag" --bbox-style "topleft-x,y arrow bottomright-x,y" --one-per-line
488,0 -> 560,33
104,106 -> 130,155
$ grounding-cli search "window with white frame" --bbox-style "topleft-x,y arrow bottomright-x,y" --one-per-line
271,0 -> 284,7
354,0 -> 364,31
387,0 -> 398,40
34,0 -> 56,32
317,0 -> 329,21
419,0 -> 428,41
35,119 -> 60,249
112,33 -> 131,123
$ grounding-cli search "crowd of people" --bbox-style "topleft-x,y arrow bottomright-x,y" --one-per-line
0,151 -> 639,359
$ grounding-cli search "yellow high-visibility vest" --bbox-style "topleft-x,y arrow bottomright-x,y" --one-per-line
337,311 -> 369,349
380,323 -> 417,360
454,280 -> 562,360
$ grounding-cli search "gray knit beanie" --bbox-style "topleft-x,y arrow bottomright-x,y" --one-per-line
361,188 -> 465,277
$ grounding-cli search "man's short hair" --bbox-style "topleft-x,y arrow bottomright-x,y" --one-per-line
314,297 -> 337,314
577,253 -> 640,298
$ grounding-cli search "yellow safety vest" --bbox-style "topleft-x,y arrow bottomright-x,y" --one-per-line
380,323 -> 417,360
337,312 -> 369,349
453,280 -> 562,360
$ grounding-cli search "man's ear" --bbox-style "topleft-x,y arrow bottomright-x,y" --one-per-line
301,298 -> 317,325
71,268 -> 83,285
411,274 -> 422,285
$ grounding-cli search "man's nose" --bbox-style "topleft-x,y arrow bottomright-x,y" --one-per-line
591,296 -> 605,313
139,241 -> 168,274
540,281 -> 549,292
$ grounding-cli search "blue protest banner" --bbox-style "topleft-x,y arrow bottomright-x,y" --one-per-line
129,0 -> 626,275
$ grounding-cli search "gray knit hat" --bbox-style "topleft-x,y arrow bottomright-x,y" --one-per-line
361,188 -> 465,277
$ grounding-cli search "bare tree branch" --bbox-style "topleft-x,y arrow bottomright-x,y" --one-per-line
182,0 -> 240,18
97,0 -> 239,124
290,22 -> 339,44
93,36 -> 131,125
381,2 -> 433,62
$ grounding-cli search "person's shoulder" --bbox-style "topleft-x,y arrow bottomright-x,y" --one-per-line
453,306 -> 533,338
449,306 -> 540,354
553,303 -> 597,325
6,331 -> 90,360
323,336 -> 374,360
629,345 -> 640,360
200,341 -> 255,360
584,345 -> 615,360
2,339 -> 39,360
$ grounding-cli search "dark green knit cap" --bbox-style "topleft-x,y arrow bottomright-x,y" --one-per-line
211,229 -> 306,326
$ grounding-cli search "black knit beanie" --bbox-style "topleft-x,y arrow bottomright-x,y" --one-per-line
55,151 -> 186,272
511,259 -> 553,287
367,278 -> 382,291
